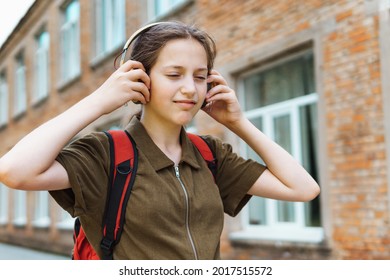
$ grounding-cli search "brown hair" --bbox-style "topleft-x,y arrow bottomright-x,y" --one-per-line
129,21 -> 217,74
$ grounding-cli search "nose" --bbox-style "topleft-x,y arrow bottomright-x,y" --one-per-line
180,77 -> 196,97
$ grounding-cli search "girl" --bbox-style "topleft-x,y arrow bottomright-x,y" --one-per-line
0,21 -> 319,259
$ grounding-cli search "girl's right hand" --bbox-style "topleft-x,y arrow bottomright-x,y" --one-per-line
92,60 -> 151,115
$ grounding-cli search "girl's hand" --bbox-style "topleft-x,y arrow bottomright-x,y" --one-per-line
92,60 -> 151,115
203,70 -> 243,128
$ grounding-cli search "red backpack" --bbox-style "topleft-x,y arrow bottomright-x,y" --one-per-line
72,130 -> 217,260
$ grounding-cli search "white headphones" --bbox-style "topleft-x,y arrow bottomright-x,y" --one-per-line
119,22 -> 170,66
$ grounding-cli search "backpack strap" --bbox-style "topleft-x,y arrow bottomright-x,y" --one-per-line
100,130 -> 138,260
187,133 -> 217,180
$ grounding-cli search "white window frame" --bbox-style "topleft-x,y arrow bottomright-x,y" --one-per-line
33,30 -> 50,104
94,0 -> 125,60
13,190 -> 27,226
0,183 -> 8,225
32,192 -> 50,228
147,0 -> 188,20
14,54 -> 27,117
231,54 -> 323,243
60,0 -> 80,83
0,73 -> 8,127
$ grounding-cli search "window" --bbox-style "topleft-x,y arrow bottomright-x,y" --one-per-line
13,190 -> 27,226
233,51 -> 323,242
33,30 -> 50,104
32,192 -> 50,227
148,0 -> 187,19
0,72 -> 8,127
14,53 -> 27,117
60,0 -> 80,83
94,0 -> 125,59
0,183 -> 8,225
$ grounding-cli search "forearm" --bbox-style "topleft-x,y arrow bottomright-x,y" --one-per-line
227,117 -> 319,196
0,93 -> 103,186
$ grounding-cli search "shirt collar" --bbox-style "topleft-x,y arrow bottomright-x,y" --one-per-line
125,117 -> 201,171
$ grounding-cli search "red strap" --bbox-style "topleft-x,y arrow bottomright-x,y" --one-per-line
109,130 -> 134,165
187,133 -> 214,162
105,130 -> 135,239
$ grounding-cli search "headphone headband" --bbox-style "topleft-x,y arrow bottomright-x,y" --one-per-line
119,22 -> 170,65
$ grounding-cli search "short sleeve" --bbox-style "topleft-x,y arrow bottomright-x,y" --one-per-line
49,132 -> 110,217
202,135 -> 267,217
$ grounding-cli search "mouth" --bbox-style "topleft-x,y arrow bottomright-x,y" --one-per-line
174,100 -> 196,105
173,100 -> 197,109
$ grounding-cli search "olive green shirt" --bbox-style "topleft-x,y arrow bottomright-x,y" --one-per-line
50,117 -> 266,259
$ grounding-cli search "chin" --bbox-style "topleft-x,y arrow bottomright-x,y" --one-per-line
175,114 -> 195,126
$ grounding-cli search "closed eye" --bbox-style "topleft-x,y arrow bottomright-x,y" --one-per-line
166,73 -> 181,78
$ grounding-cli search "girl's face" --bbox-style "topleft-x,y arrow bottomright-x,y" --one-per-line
144,38 -> 208,127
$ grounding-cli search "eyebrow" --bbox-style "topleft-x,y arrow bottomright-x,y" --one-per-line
163,65 -> 208,72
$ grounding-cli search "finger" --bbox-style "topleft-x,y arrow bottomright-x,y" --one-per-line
206,88 -> 237,103
131,82 -> 150,102
126,68 -> 151,90
206,84 -> 229,98
207,74 -> 227,87
120,60 -> 146,73
129,90 -> 148,105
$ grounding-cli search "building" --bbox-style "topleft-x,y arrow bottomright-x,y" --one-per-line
1,0 -> 390,259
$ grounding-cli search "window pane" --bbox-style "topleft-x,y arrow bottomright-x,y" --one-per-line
14,190 -> 26,225
300,103 -> 321,227
61,0 -> 80,81
0,74 -> 8,126
34,192 -> 50,227
66,0 -> 80,22
95,0 -> 124,56
0,184 -> 8,224
277,201 -> 295,222
153,0 -> 185,18
243,74 -> 262,110
246,117 -> 264,164
273,114 -> 291,153
243,54 -> 314,109
249,196 -> 266,225
14,55 -> 26,116
35,31 -> 49,102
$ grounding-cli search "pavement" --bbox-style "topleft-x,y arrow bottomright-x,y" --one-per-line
0,242 -> 68,260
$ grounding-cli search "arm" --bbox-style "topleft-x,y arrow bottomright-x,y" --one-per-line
204,70 -> 320,202
0,60 -> 150,191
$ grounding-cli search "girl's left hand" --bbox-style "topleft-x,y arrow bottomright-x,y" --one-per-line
203,70 -> 243,127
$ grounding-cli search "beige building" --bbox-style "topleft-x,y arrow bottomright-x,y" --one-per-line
1,0 -> 390,259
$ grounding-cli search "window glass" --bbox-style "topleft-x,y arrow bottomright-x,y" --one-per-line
60,0 -> 80,82
0,183 -> 8,224
149,0 -> 186,19
0,73 -> 8,126
14,53 -> 27,116
243,54 -> 315,110
33,192 -> 50,227
13,190 -> 27,226
95,0 -> 125,57
34,30 -> 50,103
